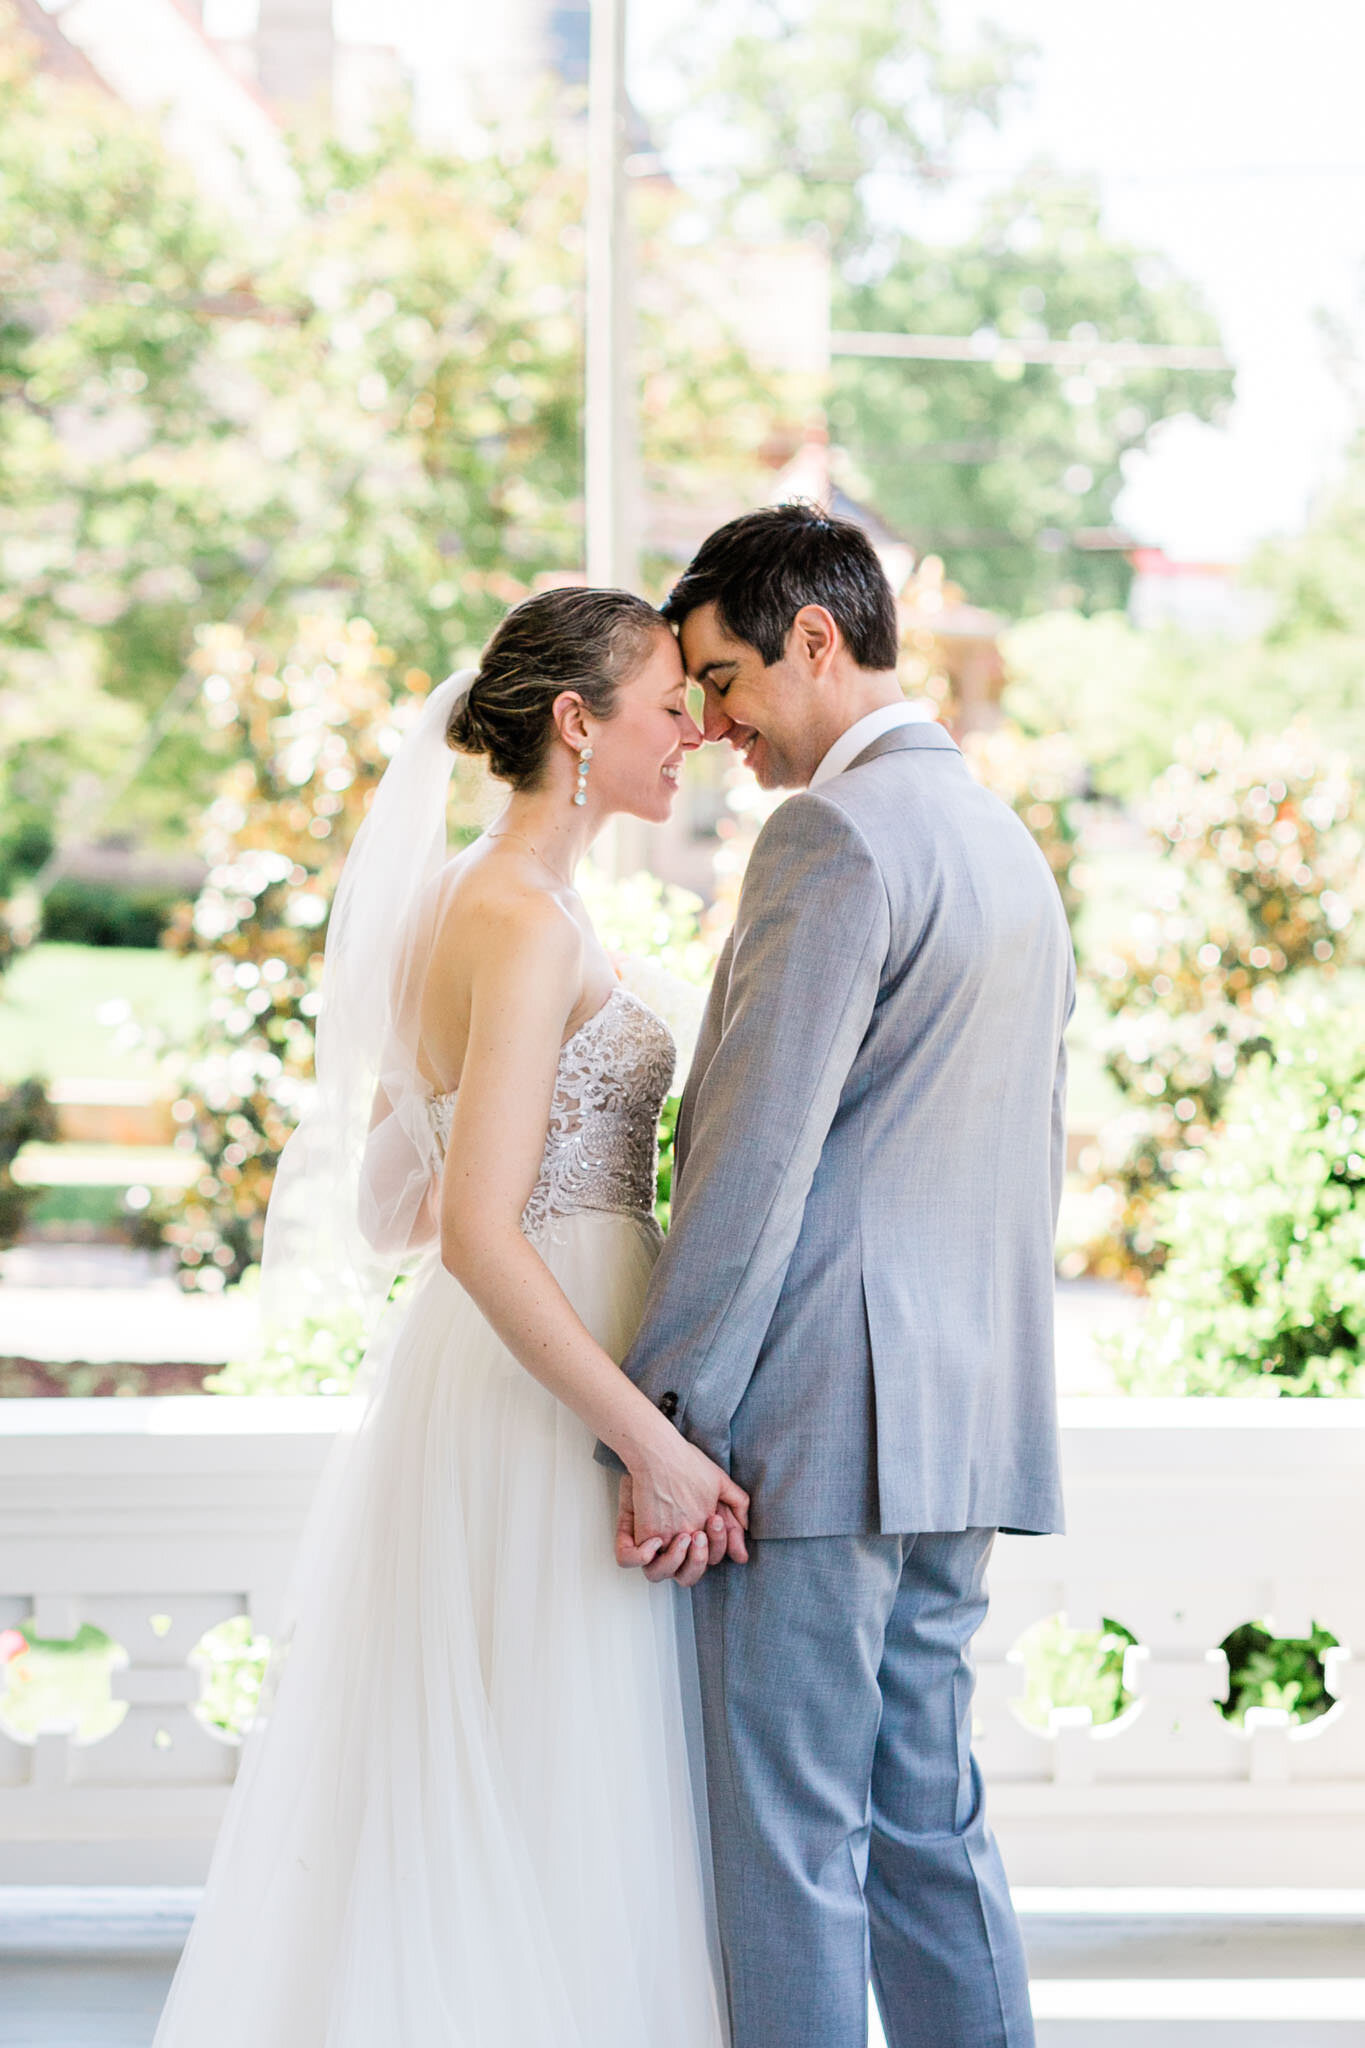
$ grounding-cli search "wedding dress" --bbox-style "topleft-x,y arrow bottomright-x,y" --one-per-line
153,982 -> 727,2047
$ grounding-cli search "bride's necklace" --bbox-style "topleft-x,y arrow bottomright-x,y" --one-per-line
485,827 -> 575,888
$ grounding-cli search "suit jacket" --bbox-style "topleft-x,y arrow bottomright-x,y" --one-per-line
618,723 -> 1075,1538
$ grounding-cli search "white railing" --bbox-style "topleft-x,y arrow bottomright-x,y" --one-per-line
1,1397 -> 1363,1887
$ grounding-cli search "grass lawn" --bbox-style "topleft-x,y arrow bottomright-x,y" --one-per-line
0,944 -> 207,1084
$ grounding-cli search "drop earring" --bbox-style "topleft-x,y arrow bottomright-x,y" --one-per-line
573,746 -> 593,807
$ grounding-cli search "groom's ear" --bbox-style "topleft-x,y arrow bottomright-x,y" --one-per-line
790,604 -> 840,678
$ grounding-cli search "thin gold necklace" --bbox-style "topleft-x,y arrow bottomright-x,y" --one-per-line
486,827 -> 574,887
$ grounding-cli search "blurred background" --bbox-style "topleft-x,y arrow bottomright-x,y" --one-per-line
4,5 -> 1365,2039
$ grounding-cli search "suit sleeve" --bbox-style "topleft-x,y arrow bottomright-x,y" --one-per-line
619,792 -> 890,1462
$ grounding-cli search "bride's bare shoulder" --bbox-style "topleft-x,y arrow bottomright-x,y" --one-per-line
431,843 -> 582,976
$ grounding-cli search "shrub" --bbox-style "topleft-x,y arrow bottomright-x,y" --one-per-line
1220,1620 -> 1338,1726
1086,724 -> 1365,1278
193,1616 -> 271,1739
1017,1612 -> 1337,1730
206,1296 -> 369,1397
0,1075 -> 57,1246
1111,1002 -> 1365,1397
155,616 -> 483,1292
39,879 -> 181,949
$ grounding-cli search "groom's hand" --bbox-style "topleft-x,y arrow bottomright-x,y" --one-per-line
614,1475 -> 666,1570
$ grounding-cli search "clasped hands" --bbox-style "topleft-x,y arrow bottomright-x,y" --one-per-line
615,1453 -> 750,1588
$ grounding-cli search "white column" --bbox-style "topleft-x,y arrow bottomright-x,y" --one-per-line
585,0 -> 638,595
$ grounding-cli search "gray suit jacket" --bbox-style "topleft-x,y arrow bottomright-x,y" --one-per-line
617,724 -> 1074,1539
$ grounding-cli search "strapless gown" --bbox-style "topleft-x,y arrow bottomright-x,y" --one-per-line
153,987 -> 727,2047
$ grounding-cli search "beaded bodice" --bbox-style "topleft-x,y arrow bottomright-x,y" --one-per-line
426,986 -> 675,1244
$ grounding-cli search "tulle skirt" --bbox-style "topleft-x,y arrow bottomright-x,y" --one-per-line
154,1212 -> 727,2047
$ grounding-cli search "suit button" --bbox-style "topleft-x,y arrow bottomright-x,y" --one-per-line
659,1391 -> 679,1419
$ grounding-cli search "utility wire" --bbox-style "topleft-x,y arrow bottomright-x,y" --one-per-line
830,334 -> 1232,371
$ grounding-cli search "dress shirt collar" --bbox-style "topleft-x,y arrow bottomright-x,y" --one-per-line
808,699 -> 938,790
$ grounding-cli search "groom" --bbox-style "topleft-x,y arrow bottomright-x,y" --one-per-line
608,503 -> 1074,2048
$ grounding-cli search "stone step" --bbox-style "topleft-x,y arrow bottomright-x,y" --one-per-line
1017,1889 -> 1365,2044
2,1888 -> 1362,2047
1030,1984 -> 1365,2044
47,1083 -> 176,1150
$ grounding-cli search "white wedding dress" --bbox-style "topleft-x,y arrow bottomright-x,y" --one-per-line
154,984 -> 727,2047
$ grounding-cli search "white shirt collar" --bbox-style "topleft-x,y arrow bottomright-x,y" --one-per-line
808,699 -> 938,790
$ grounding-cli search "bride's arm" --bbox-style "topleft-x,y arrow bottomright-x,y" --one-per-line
440,893 -> 748,1559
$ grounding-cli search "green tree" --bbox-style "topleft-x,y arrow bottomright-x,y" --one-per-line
834,176 -> 1230,616
0,18 -> 244,865
644,0 -> 1025,268
0,16 -> 795,892
646,2 -> 1232,615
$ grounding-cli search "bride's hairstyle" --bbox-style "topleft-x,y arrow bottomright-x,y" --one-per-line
448,586 -> 664,788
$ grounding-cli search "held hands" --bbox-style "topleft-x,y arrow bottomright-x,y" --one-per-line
615,1456 -> 750,1588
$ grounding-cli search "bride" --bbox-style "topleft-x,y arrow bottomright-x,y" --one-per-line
153,587 -> 746,2047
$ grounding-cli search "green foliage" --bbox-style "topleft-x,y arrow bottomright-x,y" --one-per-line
0,17 -> 791,881
0,1074 -> 57,1245
1016,1612 -> 1337,1730
0,1617 -> 273,1745
156,616 -> 465,1290
0,1623 -> 125,1744
207,1297 -> 368,1397
646,0 -> 1024,271
0,17 -> 244,855
1085,725 -> 1364,1277
834,177 -> 1231,617
1015,1613 -> 1135,1730
193,1615 -> 271,1739
1001,612 -> 1232,804
1220,1620 -> 1338,1726
1111,1002 -> 1365,1396
576,866 -> 717,990
38,879 -> 179,949
646,3 -> 1232,615
655,1095 -> 680,1230
576,867 -> 717,1227
1002,606 -> 1365,806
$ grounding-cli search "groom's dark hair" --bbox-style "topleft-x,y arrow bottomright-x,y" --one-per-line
661,502 -> 899,671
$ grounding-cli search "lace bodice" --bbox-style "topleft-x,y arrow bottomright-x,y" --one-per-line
426,986 -> 675,1244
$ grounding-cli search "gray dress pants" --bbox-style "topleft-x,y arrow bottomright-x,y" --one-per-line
690,1529 -> 1034,2048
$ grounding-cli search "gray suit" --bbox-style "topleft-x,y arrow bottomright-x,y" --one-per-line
617,725 -> 1073,2047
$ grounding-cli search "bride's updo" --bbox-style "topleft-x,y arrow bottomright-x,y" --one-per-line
448,586 -> 664,789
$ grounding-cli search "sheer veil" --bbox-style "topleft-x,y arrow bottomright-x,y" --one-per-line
257,667 -> 476,1354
